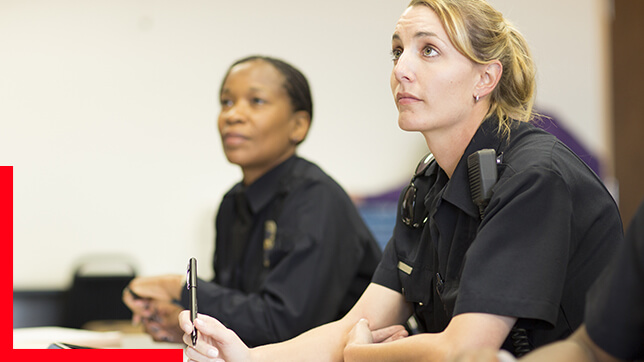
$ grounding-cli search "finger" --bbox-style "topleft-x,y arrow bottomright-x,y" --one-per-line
125,281 -> 158,300
128,280 -> 163,300
144,320 -> 181,343
347,318 -> 373,346
132,312 -> 143,326
372,324 -> 407,343
129,299 -> 153,315
122,288 -> 133,305
129,305 -> 154,329
348,318 -> 370,338
182,321 -> 223,359
194,316 -> 239,348
183,330 -> 194,347
497,350 -> 517,362
142,320 -> 166,342
179,310 -> 193,333
393,329 -> 409,340
123,289 -> 145,311
381,328 -> 409,343
152,300 -> 183,324
192,315 -> 230,341
185,345 -> 222,362
353,318 -> 370,332
129,277 -> 180,302
123,287 -> 152,312
147,311 -> 163,324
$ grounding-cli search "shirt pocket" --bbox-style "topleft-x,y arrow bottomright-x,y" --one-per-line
397,259 -> 434,321
263,220 -> 300,269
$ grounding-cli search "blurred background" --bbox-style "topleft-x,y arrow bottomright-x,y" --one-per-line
4,0 -> 642,328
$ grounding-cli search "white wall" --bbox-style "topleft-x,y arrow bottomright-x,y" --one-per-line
3,0 -> 612,289
490,0 -> 614,170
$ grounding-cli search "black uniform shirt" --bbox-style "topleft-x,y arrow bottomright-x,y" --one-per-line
180,155 -> 382,347
372,118 -> 623,351
586,200 -> 644,360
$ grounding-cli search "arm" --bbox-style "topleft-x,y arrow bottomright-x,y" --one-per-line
344,312 -> 516,362
446,326 -> 622,362
518,326 -> 622,362
180,283 -> 411,362
191,181 -> 379,346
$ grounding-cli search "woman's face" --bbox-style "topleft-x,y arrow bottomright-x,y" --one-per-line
218,60 -> 304,182
390,6 -> 481,135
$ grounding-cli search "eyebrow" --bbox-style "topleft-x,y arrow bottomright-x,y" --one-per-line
221,86 -> 266,95
392,31 -> 439,42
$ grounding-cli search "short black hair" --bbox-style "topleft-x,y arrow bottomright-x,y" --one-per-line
219,55 -> 313,121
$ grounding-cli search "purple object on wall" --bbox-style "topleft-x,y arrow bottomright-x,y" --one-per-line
533,113 -> 602,178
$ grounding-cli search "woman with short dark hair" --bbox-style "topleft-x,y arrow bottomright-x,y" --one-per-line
124,56 -> 382,347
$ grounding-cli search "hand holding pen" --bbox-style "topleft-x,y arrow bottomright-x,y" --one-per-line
187,257 -> 198,346
179,310 -> 252,361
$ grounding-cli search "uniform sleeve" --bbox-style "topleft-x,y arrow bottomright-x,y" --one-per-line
182,181 -> 374,347
586,201 -> 644,360
371,187 -> 407,293
454,167 -> 573,327
371,236 -> 401,292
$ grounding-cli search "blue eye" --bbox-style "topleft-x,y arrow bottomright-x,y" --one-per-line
220,99 -> 233,107
252,97 -> 266,105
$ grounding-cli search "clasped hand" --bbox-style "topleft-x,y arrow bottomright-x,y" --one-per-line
122,274 -> 185,343
346,318 -> 409,346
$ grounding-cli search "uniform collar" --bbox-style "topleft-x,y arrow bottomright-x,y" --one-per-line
232,155 -> 298,215
441,118 -> 506,219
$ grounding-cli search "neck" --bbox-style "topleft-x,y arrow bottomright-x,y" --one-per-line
241,150 -> 295,187
423,108 -> 488,178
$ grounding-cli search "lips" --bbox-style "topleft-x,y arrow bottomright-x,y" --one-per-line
222,132 -> 249,147
396,92 -> 422,105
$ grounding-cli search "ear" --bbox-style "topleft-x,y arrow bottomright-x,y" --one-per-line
289,110 -> 311,144
474,60 -> 503,100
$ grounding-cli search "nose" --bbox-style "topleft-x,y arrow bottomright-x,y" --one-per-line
392,51 -> 414,84
221,101 -> 248,125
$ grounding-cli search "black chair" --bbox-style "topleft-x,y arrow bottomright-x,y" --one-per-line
62,254 -> 138,329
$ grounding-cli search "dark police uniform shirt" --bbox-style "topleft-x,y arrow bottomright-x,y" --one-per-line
180,155 -> 382,347
372,118 -> 623,352
586,200 -> 644,360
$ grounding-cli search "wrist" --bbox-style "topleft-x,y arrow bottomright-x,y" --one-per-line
343,343 -> 368,362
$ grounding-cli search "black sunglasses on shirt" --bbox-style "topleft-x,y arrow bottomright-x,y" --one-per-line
400,153 -> 434,228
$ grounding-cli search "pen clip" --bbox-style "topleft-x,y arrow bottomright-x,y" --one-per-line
186,257 -> 197,290
186,262 -> 192,290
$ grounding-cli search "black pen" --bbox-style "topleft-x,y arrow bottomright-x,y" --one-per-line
187,257 -> 198,346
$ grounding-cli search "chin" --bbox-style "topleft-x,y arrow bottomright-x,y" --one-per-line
222,151 -> 246,167
397,116 -> 422,133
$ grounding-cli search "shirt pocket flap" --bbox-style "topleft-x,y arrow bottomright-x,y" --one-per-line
397,259 -> 432,307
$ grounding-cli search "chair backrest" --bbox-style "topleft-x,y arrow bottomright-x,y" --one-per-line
62,254 -> 137,329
